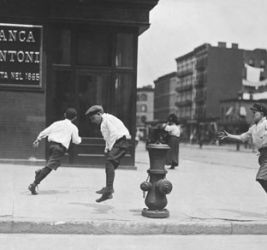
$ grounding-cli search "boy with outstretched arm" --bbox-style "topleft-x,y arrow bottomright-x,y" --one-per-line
28,108 -> 81,195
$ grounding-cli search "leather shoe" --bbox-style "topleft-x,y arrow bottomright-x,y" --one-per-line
28,184 -> 38,195
96,193 -> 113,203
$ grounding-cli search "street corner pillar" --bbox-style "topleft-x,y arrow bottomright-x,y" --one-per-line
140,143 -> 173,218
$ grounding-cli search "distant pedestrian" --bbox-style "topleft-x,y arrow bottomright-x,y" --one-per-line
28,108 -> 82,195
162,113 -> 180,169
85,105 -> 131,202
198,127 -> 205,149
135,128 -> 143,149
218,103 -> 267,195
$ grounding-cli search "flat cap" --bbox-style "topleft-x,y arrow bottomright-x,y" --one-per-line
85,105 -> 104,116
250,103 -> 267,115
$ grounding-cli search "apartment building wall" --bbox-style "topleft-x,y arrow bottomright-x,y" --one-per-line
206,46 -> 243,119
136,86 -> 154,128
154,72 -> 178,121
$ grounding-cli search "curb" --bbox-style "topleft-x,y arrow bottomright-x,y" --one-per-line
1,220 -> 267,235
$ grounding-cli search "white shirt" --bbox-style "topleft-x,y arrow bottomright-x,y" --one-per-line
100,113 -> 131,151
37,119 -> 81,149
164,124 -> 181,137
240,117 -> 267,149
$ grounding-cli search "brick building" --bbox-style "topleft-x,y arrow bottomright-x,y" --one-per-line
175,42 -> 267,141
0,0 -> 158,166
153,72 -> 178,121
136,85 -> 154,133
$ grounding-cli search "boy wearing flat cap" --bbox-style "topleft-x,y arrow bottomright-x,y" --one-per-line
218,103 -> 267,195
28,108 -> 82,195
85,105 -> 131,202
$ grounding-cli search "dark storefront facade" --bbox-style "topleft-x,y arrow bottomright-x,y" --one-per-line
0,0 -> 158,166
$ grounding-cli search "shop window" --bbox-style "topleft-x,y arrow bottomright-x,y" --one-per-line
77,32 -> 110,66
114,73 -> 135,133
50,70 -> 75,122
115,33 -> 134,68
76,71 -> 112,137
53,29 -> 71,64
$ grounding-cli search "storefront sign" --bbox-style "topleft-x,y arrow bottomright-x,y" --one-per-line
0,23 -> 42,88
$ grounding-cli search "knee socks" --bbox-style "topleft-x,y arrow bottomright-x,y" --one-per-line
34,167 -> 52,185
105,162 -> 115,193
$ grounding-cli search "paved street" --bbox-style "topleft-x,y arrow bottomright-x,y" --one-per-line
1,234 -> 267,250
0,142 -> 267,234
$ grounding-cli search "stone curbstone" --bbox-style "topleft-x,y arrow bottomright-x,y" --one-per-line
1,220 -> 267,235
231,221 -> 267,234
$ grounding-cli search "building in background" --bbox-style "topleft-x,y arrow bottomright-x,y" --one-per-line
153,72 -> 178,121
0,0 -> 159,167
136,85 -> 154,139
175,42 -> 267,142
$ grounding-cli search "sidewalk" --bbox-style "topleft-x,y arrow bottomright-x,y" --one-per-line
0,142 -> 267,235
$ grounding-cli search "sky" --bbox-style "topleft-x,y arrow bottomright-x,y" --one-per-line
137,0 -> 267,87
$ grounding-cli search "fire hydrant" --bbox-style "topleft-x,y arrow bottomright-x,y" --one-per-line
140,143 -> 173,218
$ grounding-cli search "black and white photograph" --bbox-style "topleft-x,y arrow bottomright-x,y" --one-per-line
0,0 -> 267,249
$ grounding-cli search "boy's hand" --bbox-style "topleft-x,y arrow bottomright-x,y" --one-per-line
217,130 -> 229,141
33,139 -> 40,148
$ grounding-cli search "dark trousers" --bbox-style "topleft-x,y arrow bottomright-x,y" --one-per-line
166,135 -> 179,167
33,142 -> 66,185
257,148 -> 267,193
46,142 -> 66,170
105,137 -> 128,193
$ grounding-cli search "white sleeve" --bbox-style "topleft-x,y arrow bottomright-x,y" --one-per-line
71,126 -> 82,144
37,123 -> 54,141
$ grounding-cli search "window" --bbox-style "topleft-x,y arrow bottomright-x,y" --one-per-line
141,115 -> 147,123
51,70 -> 74,121
50,27 -> 137,138
53,29 -> 71,64
248,59 -> 254,66
114,73 -> 135,132
140,93 -> 147,101
115,33 -> 134,68
141,104 -> 147,112
76,71 -> 112,137
77,32 -> 111,66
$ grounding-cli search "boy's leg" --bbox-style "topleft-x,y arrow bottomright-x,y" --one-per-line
96,165 -> 115,194
28,167 -> 52,195
257,179 -> 267,193
96,139 -> 128,202
96,161 -> 115,202
28,143 -> 65,195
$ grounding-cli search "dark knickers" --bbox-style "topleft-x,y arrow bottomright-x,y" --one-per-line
105,137 -> 128,192
106,137 -> 129,169
46,142 -> 66,170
